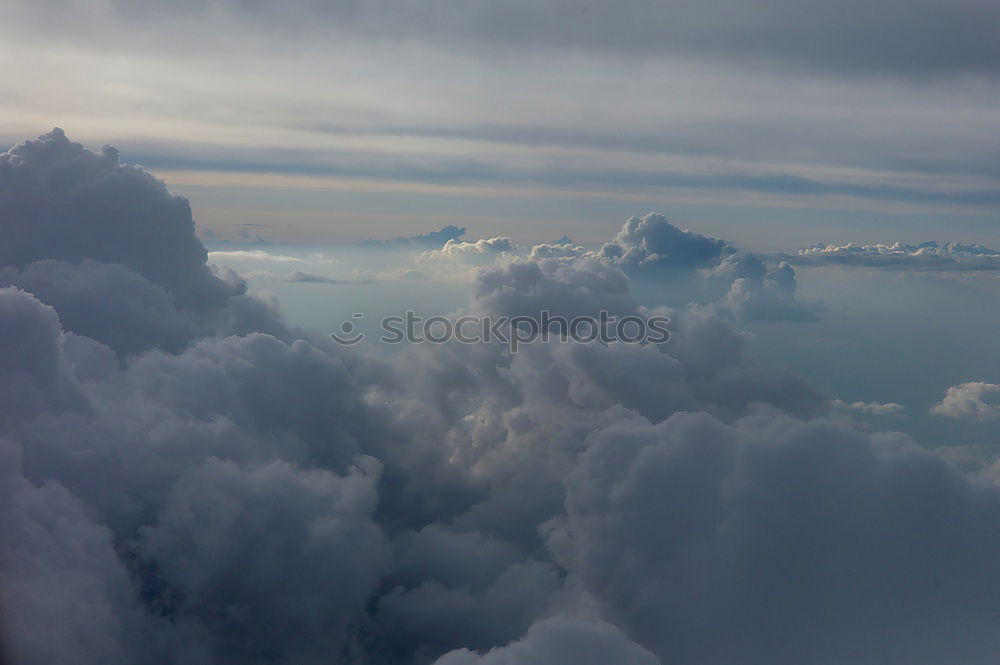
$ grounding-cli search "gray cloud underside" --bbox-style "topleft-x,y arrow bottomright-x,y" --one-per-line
122,145 -> 1000,209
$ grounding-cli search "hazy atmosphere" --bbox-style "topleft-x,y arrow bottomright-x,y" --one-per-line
2,1 -> 1000,664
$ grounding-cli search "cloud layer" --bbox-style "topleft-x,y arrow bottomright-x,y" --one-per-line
3,132 -> 1000,665
788,241 -> 1000,271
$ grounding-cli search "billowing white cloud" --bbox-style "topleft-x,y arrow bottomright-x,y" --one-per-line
931,382 -> 1000,422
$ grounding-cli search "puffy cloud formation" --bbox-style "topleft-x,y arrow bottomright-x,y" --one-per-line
594,213 -> 818,321
0,130 -> 289,355
436,238 -> 516,264
527,241 -> 586,261
0,129 -> 239,311
931,382 -> 1000,422
788,241 -> 1000,271
405,237 -> 519,282
0,260 -> 204,354
402,213 -> 817,320
597,213 -> 729,273
544,411 -> 1000,665
5,131 -> 1000,665
471,258 -> 637,319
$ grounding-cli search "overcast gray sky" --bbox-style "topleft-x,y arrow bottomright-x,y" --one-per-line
2,0 -> 998,245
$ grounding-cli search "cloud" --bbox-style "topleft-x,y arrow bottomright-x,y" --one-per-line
11,0 -> 1000,77
0,131 -> 290,355
832,399 -> 905,416
787,241 -> 1000,271
399,237 -> 519,282
0,129 -> 240,312
0,260 -> 205,355
930,382 -> 1000,422
5,130 -> 1000,665
527,242 -> 586,261
362,225 -> 468,249
433,616 -> 661,665
544,411 -> 1000,665
440,237 -> 515,258
405,213 -> 817,322
140,457 -> 388,664
591,214 -> 819,321
712,256 -> 821,322
597,213 -> 729,274
0,439 -> 150,665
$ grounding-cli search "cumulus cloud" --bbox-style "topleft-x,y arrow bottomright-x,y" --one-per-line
787,241 -> 1000,271
931,382 -> 1000,422
400,237 -> 519,282
0,130 -> 294,355
362,213 -> 817,321
0,129 -> 240,312
590,213 -> 818,321
544,411 -> 1000,665
527,242 -> 587,261
5,130 -> 1000,665
597,213 -> 729,274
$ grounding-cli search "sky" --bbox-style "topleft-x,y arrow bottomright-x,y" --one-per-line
2,0 -> 1000,248
3,3 -> 1000,665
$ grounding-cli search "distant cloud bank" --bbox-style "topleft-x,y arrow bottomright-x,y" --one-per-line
786,241 -> 1000,271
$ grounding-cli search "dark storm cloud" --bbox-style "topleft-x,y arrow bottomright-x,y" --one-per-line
15,0 -> 1000,77
6,131 -> 1000,665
